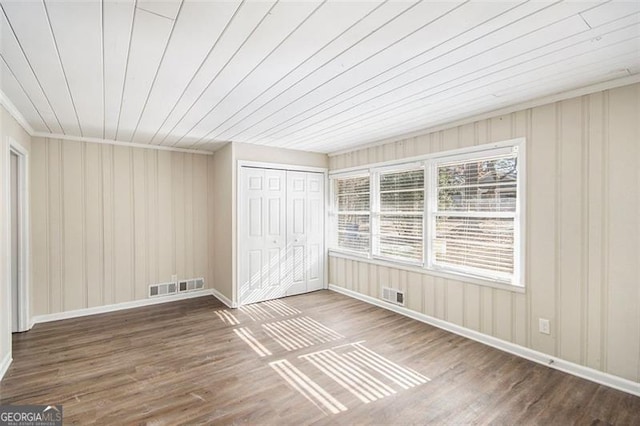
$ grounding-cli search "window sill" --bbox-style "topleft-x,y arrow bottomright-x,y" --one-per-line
328,249 -> 525,294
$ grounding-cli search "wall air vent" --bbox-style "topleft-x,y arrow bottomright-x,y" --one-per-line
178,278 -> 205,292
381,287 -> 405,306
149,282 -> 178,298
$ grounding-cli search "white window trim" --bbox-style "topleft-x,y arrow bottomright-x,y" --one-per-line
328,138 -> 526,289
330,171 -> 372,256
371,164 -> 425,265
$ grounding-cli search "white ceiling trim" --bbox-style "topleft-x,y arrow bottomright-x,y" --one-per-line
0,87 -> 35,135
328,74 -> 640,157
31,131 -> 213,155
0,88 -> 211,155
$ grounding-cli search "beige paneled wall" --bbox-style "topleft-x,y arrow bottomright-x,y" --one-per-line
328,83 -> 640,383
210,143 -> 234,303
0,105 -> 32,373
30,138 -> 212,316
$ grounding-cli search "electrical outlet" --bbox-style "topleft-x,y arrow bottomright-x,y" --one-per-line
539,318 -> 551,335
171,274 -> 178,283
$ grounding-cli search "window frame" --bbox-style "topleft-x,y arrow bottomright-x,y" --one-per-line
330,171 -> 372,256
371,162 -> 426,265
328,138 -> 525,289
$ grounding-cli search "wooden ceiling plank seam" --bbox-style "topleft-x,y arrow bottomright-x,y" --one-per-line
253,0 -> 535,144
193,0 -> 388,146
228,0 -> 472,144
272,17 -> 599,145
129,0 -> 185,143
135,5 -> 175,21
285,42 -> 639,150
282,46 -> 633,147
281,38 -> 638,149
240,0 -> 593,143
261,3 -> 618,145
136,0 -> 182,21
219,0 -> 430,143
114,0 -> 139,141
0,54 -> 49,131
42,0 -> 83,136
45,1 -> 104,138
292,2 -> 638,150
316,55 -> 638,153
147,0 -> 245,145
154,0 -> 278,146
0,11 -> 62,133
276,20 -> 638,147
325,74 -> 640,157
210,0 -> 422,144
0,2 -> 65,134
178,0 -> 330,148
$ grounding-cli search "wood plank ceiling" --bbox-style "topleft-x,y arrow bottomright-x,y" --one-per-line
0,0 -> 638,154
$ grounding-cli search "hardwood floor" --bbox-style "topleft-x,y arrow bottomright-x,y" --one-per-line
2,290 -> 639,425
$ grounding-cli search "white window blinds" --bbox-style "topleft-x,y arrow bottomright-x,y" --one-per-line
374,168 -> 424,262
430,153 -> 518,282
334,175 -> 370,254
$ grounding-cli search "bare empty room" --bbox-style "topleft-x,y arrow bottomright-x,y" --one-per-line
0,0 -> 639,424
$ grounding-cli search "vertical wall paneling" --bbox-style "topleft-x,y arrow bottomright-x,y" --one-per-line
558,97 -> 584,364
85,143 -> 103,308
62,141 -> 84,311
147,150 -> 159,287
464,284 -> 481,332
48,140 -> 63,313
406,272 -> 421,313
586,91 -> 604,371
193,155 -> 208,281
157,151 -> 173,282
184,155 -> 194,279
528,103 -> 557,356
133,149 -> 147,300
605,85 -> 639,380
113,146 -> 133,303
102,144 -> 114,305
173,154 -> 185,279
328,83 -> 640,383
31,138 -> 48,315
30,138 -> 212,316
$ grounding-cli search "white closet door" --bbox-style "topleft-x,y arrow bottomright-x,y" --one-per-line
305,172 -> 325,292
239,167 -> 287,304
286,171 -> 324,296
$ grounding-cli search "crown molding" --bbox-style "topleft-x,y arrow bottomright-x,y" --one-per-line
0,89 -> 35,135
31,132 -> 213,155
328,74 -> 640,157
0,88 -> 213,155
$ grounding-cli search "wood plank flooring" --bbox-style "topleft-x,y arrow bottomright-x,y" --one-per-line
1,290 -> 639,425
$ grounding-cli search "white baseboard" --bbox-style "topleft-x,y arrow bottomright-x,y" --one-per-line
211,287 -> 236,308
0,352 -> 12,383
31,289 -> 215,325
329,284 -> 640,398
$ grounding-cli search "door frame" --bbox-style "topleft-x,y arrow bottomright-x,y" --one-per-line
5,137 -> 30,332
236,161 -> 328,307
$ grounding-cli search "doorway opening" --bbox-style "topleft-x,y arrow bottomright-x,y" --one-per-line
8,141 -> 29,333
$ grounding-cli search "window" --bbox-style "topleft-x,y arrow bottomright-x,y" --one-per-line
329,139 -> 523,288
429,150 -> 519,284
373,167 -> 424,262
333,175 -> 370,254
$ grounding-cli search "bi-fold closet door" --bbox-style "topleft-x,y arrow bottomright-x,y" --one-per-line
239,166 -> 325,305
